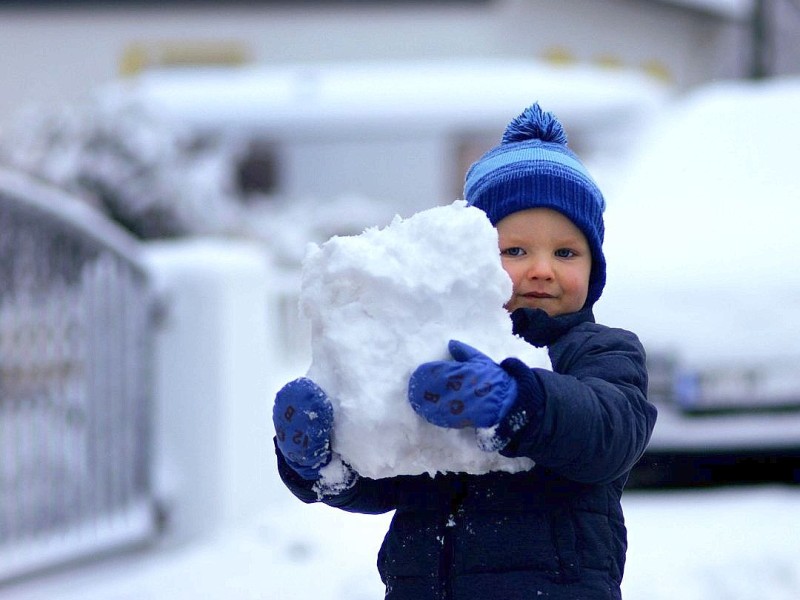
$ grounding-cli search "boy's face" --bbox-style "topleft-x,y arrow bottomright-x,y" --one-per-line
496,208 -> 592,316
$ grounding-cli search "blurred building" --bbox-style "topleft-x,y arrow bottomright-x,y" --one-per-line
0,0 -> 798,128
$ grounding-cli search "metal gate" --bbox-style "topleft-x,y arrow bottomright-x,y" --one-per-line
0,168 -> 158,583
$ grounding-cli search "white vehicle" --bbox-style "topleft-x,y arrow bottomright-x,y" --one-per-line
596,76 -> 800,486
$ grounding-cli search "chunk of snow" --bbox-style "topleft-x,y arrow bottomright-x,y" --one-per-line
301,201 -> 550,479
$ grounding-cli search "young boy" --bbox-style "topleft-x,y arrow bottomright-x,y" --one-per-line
273,103 -> 657,600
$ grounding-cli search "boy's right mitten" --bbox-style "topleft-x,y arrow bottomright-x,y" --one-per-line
273,377 -> 334,480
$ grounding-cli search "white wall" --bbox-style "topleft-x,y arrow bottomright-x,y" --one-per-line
144,238 -> 303,542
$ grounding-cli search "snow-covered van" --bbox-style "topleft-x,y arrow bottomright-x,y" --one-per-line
596,76 -> 800,486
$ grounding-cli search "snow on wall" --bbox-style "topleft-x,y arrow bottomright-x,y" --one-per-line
144,238 -> 300,542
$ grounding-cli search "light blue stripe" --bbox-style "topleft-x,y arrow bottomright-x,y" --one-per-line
468,146 -> 593,186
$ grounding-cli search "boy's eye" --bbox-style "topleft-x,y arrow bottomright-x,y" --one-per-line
501,247 -> 525,257
555,248 -> 576,258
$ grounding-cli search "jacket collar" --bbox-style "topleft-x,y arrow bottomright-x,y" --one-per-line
510,306 -> 595,348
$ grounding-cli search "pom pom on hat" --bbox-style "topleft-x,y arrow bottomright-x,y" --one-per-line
464,102 -> 607,308
502,103 -> 568,145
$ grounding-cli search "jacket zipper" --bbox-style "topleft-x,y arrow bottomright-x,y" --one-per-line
439,477 -> 467,600
439,511 -> 456,600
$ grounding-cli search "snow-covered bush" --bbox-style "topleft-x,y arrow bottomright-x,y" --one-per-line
0,89 -> 250,239
0,88 -> 404,269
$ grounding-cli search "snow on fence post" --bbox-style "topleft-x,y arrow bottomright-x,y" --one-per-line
143,237 -> 304,545
0,167 -> 158,583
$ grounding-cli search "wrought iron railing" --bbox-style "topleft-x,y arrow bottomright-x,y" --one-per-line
0,167 -> 158,583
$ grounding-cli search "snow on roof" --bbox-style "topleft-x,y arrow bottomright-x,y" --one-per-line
656,0 -> 754,18
105,58 -> 670,140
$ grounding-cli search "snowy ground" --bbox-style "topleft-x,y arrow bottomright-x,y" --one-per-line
4,483 -> 800,600
622,486 -> 800,599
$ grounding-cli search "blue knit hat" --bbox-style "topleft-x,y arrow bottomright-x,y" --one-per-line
464,103 -> 607,308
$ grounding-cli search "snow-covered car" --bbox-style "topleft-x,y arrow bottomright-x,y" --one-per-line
596,76 -> 800,487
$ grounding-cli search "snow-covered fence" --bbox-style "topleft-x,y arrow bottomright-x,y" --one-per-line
0,168 -> 158,583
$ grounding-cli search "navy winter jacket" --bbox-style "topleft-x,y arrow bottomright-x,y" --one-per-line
275,307 -> 657,599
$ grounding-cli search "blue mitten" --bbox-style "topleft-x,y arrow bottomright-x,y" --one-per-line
273,377 -> 334,480
408,340 -> 518,429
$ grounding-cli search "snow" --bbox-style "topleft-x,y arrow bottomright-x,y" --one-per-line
595,76 -> 800,367
5,485 -> 800,600
622,486 -> 800,599
604,78 -> 800,288
660,0 -> 753,18
302,201 -> 550,479
118,58 -> 668,139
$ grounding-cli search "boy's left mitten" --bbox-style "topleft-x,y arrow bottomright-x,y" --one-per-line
408,340 -> 518,429
273,377 -> 334,480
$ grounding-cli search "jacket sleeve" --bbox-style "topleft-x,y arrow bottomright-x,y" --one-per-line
274,438 -> 399,514
497,325 -> 657,485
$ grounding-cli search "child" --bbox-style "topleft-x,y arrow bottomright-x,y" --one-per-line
273,103 -> 657,600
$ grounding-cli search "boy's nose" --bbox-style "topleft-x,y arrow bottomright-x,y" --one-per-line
525,256 -> 554,280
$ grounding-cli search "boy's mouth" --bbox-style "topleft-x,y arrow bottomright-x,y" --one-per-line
523,291 -> 555,299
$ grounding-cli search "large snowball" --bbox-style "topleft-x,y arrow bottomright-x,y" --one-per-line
300,201 -> 551,479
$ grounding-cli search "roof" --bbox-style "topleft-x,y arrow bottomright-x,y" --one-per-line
653,0 -> 754,19
104,58 -> 670,141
